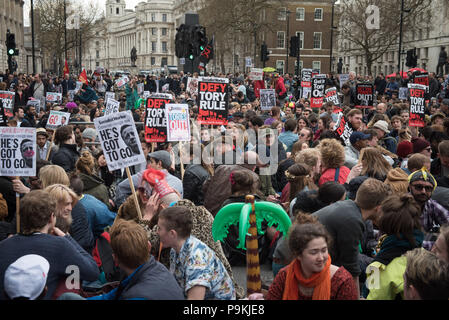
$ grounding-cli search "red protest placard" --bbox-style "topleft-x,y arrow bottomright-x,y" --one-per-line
197,77 -> 229,125
408,83 -> 426,128
311,75 -> 326,108
144,93 -> 173,143
355,84 -> 374,109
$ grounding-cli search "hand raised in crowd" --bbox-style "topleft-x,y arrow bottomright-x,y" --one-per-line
143,191 -> 161,221
12,179 -> 30,194
346,163 -> 363,184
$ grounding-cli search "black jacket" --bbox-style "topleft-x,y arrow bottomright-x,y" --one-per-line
183,164 -> 210,206
51,144 -> 79,172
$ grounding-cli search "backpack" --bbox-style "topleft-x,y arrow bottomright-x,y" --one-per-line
93,232 -> 123,283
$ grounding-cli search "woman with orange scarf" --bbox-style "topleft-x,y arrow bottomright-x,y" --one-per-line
265,223 -> 358,300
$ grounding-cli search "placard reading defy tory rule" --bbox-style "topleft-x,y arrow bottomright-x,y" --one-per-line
197,77 -> 229,125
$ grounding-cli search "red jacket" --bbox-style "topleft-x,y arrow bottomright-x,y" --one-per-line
275,77 -> 287,98
318,166 -> 351,186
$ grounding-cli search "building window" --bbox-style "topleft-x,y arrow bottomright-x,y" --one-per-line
312,61 -> 321,72
277,31 -> 285,48
314,8 -> 323,21
276,60 -> 285,74
151,57 -> 156,65
162,28 -> 167,36
116,8 -> 119,15
161,57 -> 168,66
296,8 -> 305,21
96,61 -> 100,67
313,32 -> 322,49
152,42 -> 157,52
162,42 -> 167,53
296,31 -> 304,49
278,7 -> 286,21
96,50 -> 100,59
151,13 -> 156,22
152,28 -> 157,36
162,14 -> 167,22
295,60 -> 303,71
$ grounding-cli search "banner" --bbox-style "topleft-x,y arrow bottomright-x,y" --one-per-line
144,93 -> 174,143
325,87 -> 340,107
187,77 -> 199,95
408,83 -> 426,128
197,77 -> 229,125
249,68 -> 263,81
104,98 -> 120,116
0,127 -> 36,177
355,83 -> 374,109
115,76 -> 129,88
143,91 -> 151,99
301,69 -> 312,88
46,92 -> 62,104
46,110 -> 70,130
339,74 -> 350,89
260,89 -> 276,111
94,111 -> 145,172
0,91 -> 15,118
311,74 -> 326,108
166,104 -> 191,142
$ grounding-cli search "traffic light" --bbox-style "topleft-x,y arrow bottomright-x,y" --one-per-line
6,31 -> 17,56
289,36 -> 299,57
405,48 -> 417,68
261,43 -> 269,62
192,25 -> 207,56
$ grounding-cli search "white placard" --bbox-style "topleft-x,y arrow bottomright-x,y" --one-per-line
339,74 -> 350,89
162,83 -> 170,92
27,99 -> 41,115
105,91 -> 115,104
115,76 -> 129,88
75,81 -> 83,92
187,77 -> 199,95
46,110 -> 71,130
166,104 -> 191,142
143,91 -> 151,99
104,98 -> 120,116
245,57 -> 253,68
0,91 -> 15,110
249,68 -> 263,81
137,83 -> 144,95
260,89 -> 276,111
46,92 -> 62,103
68,90 -> 76,102
0,127 -> 36,177
94,111 -> 145,172
399,87 -> 408,100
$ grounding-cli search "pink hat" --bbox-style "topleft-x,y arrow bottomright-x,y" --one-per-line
66,102 -> 77,110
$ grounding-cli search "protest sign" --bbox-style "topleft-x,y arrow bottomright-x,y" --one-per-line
311,74 -> 326,108
187,77 -> 199,95
245,57 -> 253,68
333,113 -> 353,147
137,83 -> 144,95
105,91 -> 115,104
301,69 -> 312,88
413,72 -> 430,102
324,87 -> 340,107
46,92 -> 62,104
104,98 -> 120,116
68,90 -> 76,102
0,100 -> 7,127
46,110 -> 70,130
75,81 -> 83,92
197,77 -> 229,125
302,87 -> 311,99
162,83 -> 170,92
166,104 -> 191,142
249,68 -> 263,81
144,93 -> 174,143
408,83 -> 426,128
355,83 -> 374,109
115,76 -> 129,88
339,74 -> 350,89
0,91 -> 15,117
0,127 -> 36,177
260,89 -> 276,111
94,111 -> 145,172
143,91 -> 151,99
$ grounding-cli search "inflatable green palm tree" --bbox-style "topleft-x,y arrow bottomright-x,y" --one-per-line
212,195 -> 291,295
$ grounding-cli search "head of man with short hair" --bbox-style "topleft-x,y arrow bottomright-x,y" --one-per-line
157,206 -> 192,252
404,248 -> 449,300
20,190 -> 57,235
438,140 -> 449,169
347,109 -> 363,131
354,178 -> 392,224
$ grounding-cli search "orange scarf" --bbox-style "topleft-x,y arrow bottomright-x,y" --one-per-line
282,255 -> 332,300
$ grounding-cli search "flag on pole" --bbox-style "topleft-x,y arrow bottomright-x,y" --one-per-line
79,69 -> 88,85
63,60 -> 70,77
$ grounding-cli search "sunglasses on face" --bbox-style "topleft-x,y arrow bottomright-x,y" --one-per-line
411,184 -> 433,192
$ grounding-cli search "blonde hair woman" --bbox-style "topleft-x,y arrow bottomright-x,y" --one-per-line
44,184 -> 78,233
39,165 -> 70,188
359,147 -> 392,181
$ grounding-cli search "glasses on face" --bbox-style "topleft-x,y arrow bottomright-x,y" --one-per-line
411,184 -> 433,192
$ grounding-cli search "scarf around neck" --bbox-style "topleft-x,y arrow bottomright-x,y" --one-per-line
282,255 -> 332,300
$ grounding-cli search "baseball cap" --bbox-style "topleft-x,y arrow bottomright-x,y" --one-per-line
373,120 -> 390,134
147,150 -> 172,169
349,131 -> 371,145
4,254 -> 50,300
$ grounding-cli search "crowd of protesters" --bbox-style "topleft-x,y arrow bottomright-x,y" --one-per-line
0,66 -> 449,301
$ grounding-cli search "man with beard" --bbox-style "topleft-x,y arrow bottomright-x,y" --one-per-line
120,124 -> 140,156
408,168 -> 449,251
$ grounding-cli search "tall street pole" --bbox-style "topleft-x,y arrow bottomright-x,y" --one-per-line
398,0 -> 404,75
64,0 -> 67,61
31,0 -> 36,74
286,9 -> 291,75
330,0 -> 336,74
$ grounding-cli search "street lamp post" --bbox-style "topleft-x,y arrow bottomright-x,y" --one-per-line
330,0 -> 336,73
286,9 -> 291,75
31,0 -> 36,74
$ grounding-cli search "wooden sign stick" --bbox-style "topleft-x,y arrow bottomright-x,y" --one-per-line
179,141 -> 185,180
46,130 -> 56,161
126,167 -> 143,221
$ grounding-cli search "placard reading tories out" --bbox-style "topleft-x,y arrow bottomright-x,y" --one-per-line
166,104 -> 191,142
197,77 -> 229,125
0,127 -> 36,177
311,74 -> 326,108
144,93 -> 174,143
355,83 -> 374,109
94,111 -> 145,172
